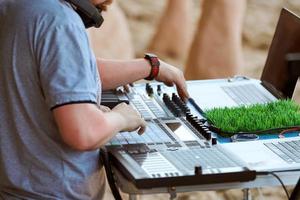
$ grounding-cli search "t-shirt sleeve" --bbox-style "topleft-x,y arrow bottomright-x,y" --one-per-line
36,23 -> 100,110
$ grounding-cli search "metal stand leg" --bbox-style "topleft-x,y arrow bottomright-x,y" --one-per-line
129,194 -> 138,200
243,188 -> 252,200
168,187 -> 177,200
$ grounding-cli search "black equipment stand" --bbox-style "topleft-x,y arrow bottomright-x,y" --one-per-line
290,177 -> 300,200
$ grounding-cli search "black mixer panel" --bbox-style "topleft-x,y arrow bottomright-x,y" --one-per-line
103,82 -> 256,189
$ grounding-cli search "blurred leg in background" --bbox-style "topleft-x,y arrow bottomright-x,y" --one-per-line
147,0 -> 194,65
88,1 -> 134,60
185,0 -> 246,80
89,0 -> 245,79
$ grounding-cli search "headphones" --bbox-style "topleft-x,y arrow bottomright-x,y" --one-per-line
64,0 -> 104,28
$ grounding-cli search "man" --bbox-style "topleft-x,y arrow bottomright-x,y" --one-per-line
0,0 -> 189,199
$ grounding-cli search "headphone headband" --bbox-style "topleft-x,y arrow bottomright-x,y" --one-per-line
65,0 -> 104,28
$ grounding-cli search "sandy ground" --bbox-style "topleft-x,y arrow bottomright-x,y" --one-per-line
97,0 -> 300,199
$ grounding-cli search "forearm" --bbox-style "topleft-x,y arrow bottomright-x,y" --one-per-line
54,104 -> 126,151
97,57 -> 189,100
97,58 -> 151,90
83,109 -> 126,150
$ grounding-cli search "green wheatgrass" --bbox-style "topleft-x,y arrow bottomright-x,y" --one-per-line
205,100 -> 300,135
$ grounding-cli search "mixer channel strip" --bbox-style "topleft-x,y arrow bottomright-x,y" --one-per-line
109,121 -> 177,146
130,151 -> 182,178
129,94 -> 169,119
160,146 -> 242,174
101,90 -> 129,108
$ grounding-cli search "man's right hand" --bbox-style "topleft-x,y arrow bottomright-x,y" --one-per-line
155,60 -> 189,102
112,103 -> 147,134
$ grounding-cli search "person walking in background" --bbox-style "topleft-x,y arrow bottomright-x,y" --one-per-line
148,0 -> 246,80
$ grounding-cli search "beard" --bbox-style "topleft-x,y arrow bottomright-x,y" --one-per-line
98,0 -> 113,11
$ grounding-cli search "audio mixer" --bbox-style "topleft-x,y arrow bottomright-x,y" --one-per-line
103,81 -> 256,189
103,8 -> 300,194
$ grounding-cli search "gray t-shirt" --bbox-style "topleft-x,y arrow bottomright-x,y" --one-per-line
0,0 -> 105,199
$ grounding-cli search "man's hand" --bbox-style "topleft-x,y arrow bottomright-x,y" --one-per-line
155,60 -> 190,101
97,58 -> 190,100
53,103 -> 146,151
112,103 -> 147,134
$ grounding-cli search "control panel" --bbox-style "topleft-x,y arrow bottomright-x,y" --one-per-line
102,82 -> 256,189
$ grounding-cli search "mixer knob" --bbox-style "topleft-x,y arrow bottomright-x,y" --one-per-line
191,116 -> 198,122
163,93 -> 170,103
186,112 -> 193,118
157,85 -> 162,95
212,137 -> 217,145
199,118 -> 207,123
206,131 -> 212,140
145,83 -> 154,96
182,105 -> 190,113
174,108 -> 183,117
148,87 -> 153,95
174,111 -> 181,117
195,123 -> 204,132
172,93 -> 176,98
172,93 -> 181,104
146,83 -> 150,90
196,121 -> 203,128
199,125 -> 206,132
192,118 -> 200,127
194,166 -> 203,175
187,115 -> 197,125
169,102 -> 179,114
203,127 -> 209,131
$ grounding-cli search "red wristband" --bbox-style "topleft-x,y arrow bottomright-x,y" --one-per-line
144,53 -> 160,80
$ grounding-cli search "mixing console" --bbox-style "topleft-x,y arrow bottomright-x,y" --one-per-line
103,82 -> 256,189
